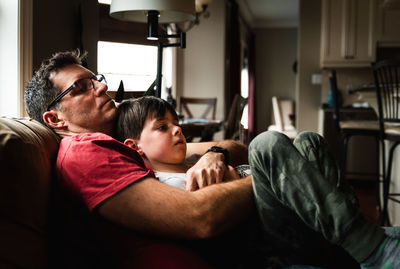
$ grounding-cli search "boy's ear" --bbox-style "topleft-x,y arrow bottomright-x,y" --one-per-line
124,138 -> 144,155
43,111 -> 66,129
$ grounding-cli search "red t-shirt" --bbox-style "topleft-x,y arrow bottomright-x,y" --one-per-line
54,132 -> 212,269
57,132 -> 154,210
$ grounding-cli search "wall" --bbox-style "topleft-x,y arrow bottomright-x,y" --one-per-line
320,68 -> 374,107
179,1 -> 299,138
33,0 -> 98,72
254,28 -> 297,134
177,0 -> 226,135
296,0 -> 322,133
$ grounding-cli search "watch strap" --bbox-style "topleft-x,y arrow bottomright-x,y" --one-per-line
205,146 -> 230,166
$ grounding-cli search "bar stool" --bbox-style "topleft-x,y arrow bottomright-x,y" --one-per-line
372,59 -> 400,225
329,70 -> 381,214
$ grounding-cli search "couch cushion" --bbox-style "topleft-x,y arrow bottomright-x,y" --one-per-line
0,117 -> 59,268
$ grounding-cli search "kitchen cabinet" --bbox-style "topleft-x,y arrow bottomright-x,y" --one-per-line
320,0 -> 376,67
376,0 -> 400,47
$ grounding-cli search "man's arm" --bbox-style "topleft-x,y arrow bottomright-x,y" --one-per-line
185,140 -> 248,191
186,140 -> 248,166
97,175 -> 254,239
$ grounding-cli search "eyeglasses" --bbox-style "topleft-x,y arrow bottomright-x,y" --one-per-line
46,74 -> 107,111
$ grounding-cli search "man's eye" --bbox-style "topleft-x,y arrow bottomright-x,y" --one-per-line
78,85 -> 88,92
76,79 -> 91,93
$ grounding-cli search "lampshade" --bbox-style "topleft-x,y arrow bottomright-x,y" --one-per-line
110,0 -> 196,23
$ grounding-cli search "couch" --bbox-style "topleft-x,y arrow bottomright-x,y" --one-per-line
0,117 -> 59,268
0,117 -> 227,269
0,117 -> 360,269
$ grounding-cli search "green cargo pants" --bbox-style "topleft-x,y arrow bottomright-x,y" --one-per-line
248,131 -> 385,268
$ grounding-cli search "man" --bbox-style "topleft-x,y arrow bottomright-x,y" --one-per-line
25,50 -> 398,269
25,50 -> 254,268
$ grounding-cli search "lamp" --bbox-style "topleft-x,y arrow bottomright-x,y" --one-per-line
110,0 -> 196,98
168,0 -> 212,35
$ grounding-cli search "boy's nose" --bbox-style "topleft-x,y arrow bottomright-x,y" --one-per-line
173,125 -> 182,135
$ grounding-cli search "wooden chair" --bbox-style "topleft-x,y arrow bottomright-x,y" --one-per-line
372,59 -> 400,225
268,96 -> 297,140
178,97 -> 217,120
224,94 -> 248,140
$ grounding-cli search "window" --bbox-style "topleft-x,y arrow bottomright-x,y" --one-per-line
97,41 -> 157,92
97,2 -> 174,98
0,0 -> 32,117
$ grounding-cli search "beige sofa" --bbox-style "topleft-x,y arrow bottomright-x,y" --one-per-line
0,117 -> 360,268
0,117 -> 59,268
0,117 -> 219,269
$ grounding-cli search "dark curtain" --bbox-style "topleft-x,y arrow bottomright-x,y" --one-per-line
247,33 -> 256,140
225,0 -> 256,142
224,0 -> 241,119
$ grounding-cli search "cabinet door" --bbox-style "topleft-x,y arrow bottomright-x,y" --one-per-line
376,0 -> 400,46
321,0 -> 376,67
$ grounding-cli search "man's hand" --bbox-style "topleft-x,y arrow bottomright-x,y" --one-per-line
186,152 -> 226,191
224,165 -> 239,181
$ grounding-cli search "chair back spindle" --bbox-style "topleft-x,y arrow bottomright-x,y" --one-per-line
373,60 -> 400,128
179,97 -> 217,120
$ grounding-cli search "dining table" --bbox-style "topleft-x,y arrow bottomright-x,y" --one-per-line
179,118 -> 223,142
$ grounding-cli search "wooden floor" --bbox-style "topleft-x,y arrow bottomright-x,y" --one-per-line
353,186 -> 381,225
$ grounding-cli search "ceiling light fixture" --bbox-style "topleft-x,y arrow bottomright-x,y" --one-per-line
110,0 -> 195,97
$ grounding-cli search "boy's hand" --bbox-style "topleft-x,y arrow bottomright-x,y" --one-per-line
185,151 -> 226,191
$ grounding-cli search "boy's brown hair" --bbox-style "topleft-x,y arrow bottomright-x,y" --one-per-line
116,96 -> 179,142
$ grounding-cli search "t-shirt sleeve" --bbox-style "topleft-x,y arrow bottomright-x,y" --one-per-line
57,133 -> 154,211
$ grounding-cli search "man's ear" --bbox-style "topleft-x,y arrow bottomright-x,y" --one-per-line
124,138 -> 144,156
43,111 -> 66,129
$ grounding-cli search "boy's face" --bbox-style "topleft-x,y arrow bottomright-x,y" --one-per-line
135,110 -> 187,166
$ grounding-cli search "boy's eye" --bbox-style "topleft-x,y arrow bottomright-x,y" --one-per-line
157,124 -> 168,131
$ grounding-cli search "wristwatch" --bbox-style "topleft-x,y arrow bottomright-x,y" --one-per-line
206,146 -> 230,166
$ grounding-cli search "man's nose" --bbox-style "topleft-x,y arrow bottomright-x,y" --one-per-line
93,80 -> 108,96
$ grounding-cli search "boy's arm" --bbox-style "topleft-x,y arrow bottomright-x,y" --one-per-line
185,140 -> 248,191
97,175 -> 254,239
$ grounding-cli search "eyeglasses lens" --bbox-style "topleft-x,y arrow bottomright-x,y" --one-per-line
96,74 -> 106,84
76,78 -> 93,92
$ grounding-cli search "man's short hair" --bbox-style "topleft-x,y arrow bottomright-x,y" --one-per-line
24,50 -> 87,125
116,96 -> 178,142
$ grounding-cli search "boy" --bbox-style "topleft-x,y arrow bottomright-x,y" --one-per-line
115,96 -> 250,190
116,96 -> 400,269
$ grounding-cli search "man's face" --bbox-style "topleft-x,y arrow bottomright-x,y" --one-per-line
136,110 -> 187,168
49,64 -> 117,135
